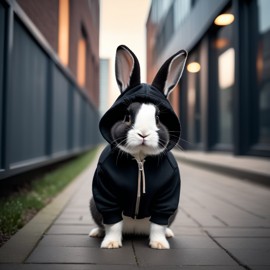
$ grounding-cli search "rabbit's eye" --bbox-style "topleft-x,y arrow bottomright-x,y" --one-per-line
156,115 -> 160,125
124,114 -> 131,125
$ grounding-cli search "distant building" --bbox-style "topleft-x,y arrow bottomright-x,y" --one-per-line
147,0 -> 270,157
99,58 -> 110,116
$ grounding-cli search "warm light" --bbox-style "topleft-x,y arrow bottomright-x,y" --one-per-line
187,62 -> 201,73
77,38 -> 86,87
256,44 -> 263,82
188,88 -> 196,106
58,0 -> 69,65
218,48 -> 235,89
214,14 -> 234,26
214,38 -> 229,49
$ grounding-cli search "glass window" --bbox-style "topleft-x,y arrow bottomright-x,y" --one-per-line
255,0 -> 270,144
187,49 -> 201,145
173,0 -> 191,30
211,10 -> 235,146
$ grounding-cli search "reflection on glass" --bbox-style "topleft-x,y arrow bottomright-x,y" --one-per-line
218,48 -> 234,144
213,10 -> 234,145
214,38 -> 229,49
256,0 -> 270,144
218,48 -> 235,89
187,50 -> 201,144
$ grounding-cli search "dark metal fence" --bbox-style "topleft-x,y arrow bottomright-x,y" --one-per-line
0,0 -> 100,180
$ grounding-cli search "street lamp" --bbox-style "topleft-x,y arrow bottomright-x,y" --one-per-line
214,14 -> 234,26
187,62 -> 201,73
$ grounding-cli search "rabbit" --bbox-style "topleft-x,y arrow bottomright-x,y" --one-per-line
89,45 -> 188,249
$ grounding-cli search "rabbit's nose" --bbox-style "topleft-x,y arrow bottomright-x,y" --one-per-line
138,132 -> 149,139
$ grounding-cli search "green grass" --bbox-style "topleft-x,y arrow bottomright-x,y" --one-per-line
0,148 -> 98,243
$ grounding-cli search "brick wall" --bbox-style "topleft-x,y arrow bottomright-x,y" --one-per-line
17,0 -> 59,51
17,0 -> 100,108
69,0 -> 100,107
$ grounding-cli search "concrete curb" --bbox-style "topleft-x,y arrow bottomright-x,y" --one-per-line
0,163 -> 95,263
173,150 -> 270,186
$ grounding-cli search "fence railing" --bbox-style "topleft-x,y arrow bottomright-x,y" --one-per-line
0,0 -> 100,180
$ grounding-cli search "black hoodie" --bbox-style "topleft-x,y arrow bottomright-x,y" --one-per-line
92,83 -> 181,226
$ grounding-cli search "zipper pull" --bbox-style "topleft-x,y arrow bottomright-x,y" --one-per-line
140,160 -> 146,194
138,161 -> 143,171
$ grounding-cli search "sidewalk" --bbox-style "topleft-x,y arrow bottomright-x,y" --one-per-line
173,150 -> 270,186
1,149 -> 270,269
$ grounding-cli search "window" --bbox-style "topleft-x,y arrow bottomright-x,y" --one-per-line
58,0 -> 69,65
168,84 -> 180,117
77,35 -> 87,87
211,8 -> 235,147
173,0 -> 191,30
187,49 -> 201,145
253,0 -> 270,145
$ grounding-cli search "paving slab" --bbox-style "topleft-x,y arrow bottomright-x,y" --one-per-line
215,237 -> 270,249
0,265 -> 246,270
135,247 -> 238,266
0,264 -> 139,270
46,224 -> 92,235
251,267 -> 270,270
169,226 -> 207,236
224,249 -> 270,266
54,217 -> 94,225
132,235 -> 219,249
37,234 -> 102,247
205,228 -> 270,237
168,236 -> 220,249
139,267 -> 244,270
26,245 -> 137,264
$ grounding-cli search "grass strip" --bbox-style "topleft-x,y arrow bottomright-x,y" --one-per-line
0,148 -> 97,245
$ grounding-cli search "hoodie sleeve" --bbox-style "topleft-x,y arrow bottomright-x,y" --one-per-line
92,165 -> 123,225
150,167 -> 181,225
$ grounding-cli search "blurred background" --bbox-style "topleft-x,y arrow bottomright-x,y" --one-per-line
0,0 -> 269,182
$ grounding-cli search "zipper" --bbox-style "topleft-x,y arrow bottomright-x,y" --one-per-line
134,159 -> 146,218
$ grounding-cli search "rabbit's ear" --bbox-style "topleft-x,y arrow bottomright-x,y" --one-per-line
115,45 -> 141,93
152,50 -> 188,97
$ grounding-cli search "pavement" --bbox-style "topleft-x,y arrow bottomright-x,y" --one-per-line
0,148 -> 270,269
173,150 -> 270,186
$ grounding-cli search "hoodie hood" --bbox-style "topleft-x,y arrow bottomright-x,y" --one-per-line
99,83 -> 181,152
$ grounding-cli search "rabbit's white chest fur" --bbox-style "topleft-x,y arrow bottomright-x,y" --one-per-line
122,215 -> 150,235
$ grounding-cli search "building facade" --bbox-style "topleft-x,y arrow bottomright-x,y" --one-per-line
0,0 -> 100,180
17,0 -> 100,107
147,0 -> 270,157
99,58 -> 110,116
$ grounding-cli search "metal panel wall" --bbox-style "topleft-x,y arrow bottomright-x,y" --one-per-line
9,19 -> 47,168
85,103 -> 93,147
0,0 -> 100,180
0,2 -> 5,169
51,65 -> 69,156
72,88 -> 82,151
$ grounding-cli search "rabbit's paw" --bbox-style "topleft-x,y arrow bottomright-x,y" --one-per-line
149,238 -> 170,249
165,228 -> 174,238
89,227 -> 105,238
101,238 -> 122,249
